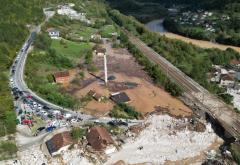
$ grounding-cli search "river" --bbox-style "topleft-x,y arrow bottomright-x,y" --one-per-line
145,19 -> 167,33
145,19 -> 240,53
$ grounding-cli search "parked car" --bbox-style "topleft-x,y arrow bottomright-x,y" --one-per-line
40,110 -> 48,116
43,105 -> 50,110
33,102 -> 37,108
63,113 -> 72,119
108,120 -> 128,126
45,126 -> 56,132
36,126 -> 45,132
38,104 -> 43,110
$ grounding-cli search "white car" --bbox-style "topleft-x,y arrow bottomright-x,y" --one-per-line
52,110 -> 61,115
37,104 -> 43,110
64,113 -> 72,119
33,102 -> 37,108
40,110 -> 48,116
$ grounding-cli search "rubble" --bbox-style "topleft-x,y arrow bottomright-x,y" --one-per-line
106,115 -> 221,164
8,145 -> 91,165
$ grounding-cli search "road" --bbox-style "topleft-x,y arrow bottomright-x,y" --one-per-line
9,16 -> 143,149
127,32 -> 240,139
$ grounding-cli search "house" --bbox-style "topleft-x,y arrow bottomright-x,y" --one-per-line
88,90 -> 104,102
93,45 -> 106,56
54,71 -> 70,84
220,68 -> 228,75
86,126 -> 115,154
90,34 -> 102,42
47,28 -> 60,39
46,131 -> 75,156
220,74 -> 235,87
230,59 -> 240,68
110,92 -> 131,104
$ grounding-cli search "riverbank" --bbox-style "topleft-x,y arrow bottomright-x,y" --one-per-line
145,19 -> 240,53
161,32 -> 240,53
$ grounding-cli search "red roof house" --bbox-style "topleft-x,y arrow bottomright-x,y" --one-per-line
53,71 -> 70,84
46,131 -> 75,156
86,126 -> 114,151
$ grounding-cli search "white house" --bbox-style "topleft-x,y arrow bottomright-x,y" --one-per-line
220,74 -> 235,87
47,28 -> 60,39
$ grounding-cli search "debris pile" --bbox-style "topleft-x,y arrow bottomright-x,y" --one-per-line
106,115 -> 220,164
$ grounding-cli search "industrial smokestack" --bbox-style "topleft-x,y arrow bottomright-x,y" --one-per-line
104,54 -> 108,84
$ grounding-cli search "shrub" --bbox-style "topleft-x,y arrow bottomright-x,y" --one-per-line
71,127 -> 86,140
109,103 -> 141,119
0,142 -> 17,160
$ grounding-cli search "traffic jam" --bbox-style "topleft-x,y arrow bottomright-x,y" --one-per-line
10,32 -> 84,136
10,32 -> 130,137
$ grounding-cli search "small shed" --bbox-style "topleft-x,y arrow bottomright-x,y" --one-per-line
110,92 -> 131,104
88,90 -> 104,102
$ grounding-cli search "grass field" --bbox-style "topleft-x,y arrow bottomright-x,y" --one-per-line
25,38 -> 93,109
76,27 -> 98,41
100,25 -> 118,38
51,39 -> 92,60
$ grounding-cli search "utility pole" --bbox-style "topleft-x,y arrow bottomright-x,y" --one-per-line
104,54 -> 108,85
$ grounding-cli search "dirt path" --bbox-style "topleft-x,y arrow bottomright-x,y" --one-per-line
161,32 -> 240,53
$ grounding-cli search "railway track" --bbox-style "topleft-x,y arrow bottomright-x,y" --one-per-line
127,32 -> 240,138
129,35 -> 201,93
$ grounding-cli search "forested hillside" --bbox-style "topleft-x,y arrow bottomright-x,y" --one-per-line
107,0 -> 240,46
107,0 -> 168,22
108,0 -> 237,10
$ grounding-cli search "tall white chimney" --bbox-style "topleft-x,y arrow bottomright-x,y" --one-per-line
104,54 -> 108,84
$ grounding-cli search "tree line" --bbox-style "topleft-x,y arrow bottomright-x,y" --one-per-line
108,9 -> 240,104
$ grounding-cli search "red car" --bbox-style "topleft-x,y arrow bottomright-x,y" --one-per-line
27,95 -> 33,99
22,119 -> 33,125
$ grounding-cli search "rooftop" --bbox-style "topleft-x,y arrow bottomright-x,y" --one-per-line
47,28 -> 59,33
221,74 -> 235,81
110,92 -> 131,104
54,71 -> 69,79
87,126 -> 114,151
46,131 -> 74,155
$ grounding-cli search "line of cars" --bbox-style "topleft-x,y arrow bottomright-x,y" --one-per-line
9,32 -> 85,136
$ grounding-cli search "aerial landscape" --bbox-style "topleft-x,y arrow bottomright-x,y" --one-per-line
0,0 -> 240,164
